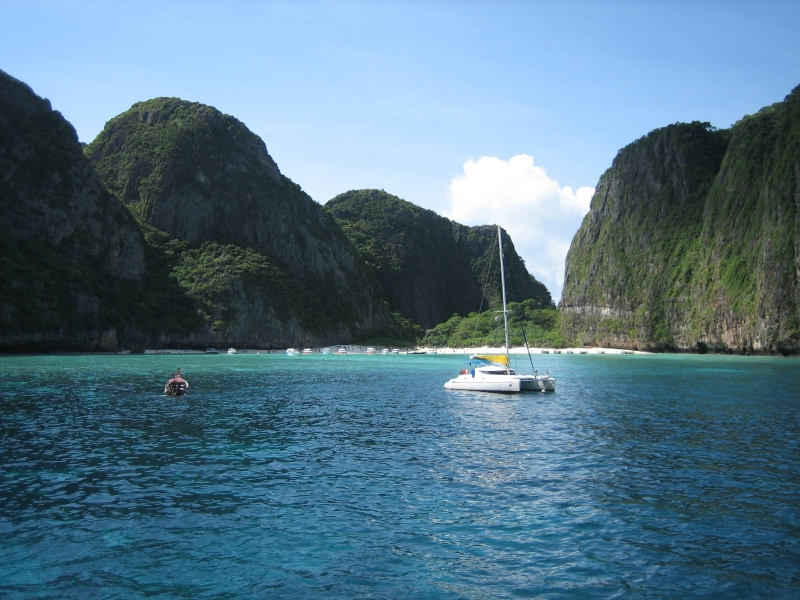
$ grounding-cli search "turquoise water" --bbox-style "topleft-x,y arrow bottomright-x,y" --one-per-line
1,352 -> 799,598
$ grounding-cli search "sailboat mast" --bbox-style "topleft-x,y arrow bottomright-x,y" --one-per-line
498,225 -> 511,372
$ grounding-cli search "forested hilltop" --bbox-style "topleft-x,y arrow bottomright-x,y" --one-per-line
84,97 -> 401,348
326,189 -> 552,329
562,84 -> 800,354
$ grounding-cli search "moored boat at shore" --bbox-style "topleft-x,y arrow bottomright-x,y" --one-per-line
444,225 -> 555,394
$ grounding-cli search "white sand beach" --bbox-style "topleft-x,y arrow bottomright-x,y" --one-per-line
417,346 -> 648,355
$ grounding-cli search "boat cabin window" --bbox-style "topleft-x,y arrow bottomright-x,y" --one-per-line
482,368 -> 515,375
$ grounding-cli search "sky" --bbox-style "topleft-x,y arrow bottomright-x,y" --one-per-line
2,1 -> 799,300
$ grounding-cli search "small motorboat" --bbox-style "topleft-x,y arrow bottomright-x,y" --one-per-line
165,368 -> 189,397
286,348 -> 300,356
381,348 -> 390,355
391,349 -> 399,354
302,348 -> 313,354
366,347 -> 376,354
337,347 -> 347,354
227,348 -> 237,354
321,347 -> 331,354
206,348 -> 219,354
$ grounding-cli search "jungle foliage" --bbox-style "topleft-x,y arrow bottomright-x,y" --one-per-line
423,300 -> 565,348
169,240 -> 365,336
326,189 -> 552,329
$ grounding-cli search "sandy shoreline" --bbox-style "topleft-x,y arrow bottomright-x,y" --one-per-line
141,346 -> 648,355
418,346 -> 647,355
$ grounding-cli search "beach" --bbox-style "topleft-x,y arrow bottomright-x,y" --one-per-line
418,346 -> 646,355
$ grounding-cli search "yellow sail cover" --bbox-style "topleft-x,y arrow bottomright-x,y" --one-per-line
473,354 -> 509,366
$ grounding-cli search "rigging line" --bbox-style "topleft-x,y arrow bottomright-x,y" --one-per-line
471,228 -> 497,346
506,246 -> 537,374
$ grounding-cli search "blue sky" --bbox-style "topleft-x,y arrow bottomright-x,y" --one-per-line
2,0 -> 798,299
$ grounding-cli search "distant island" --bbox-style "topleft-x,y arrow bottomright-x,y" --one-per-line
1,68 -> 797,354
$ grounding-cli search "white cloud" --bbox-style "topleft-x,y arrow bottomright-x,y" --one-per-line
444,154 -> 593,302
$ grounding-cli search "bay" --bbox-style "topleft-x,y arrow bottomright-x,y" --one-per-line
1,353 -> 799,598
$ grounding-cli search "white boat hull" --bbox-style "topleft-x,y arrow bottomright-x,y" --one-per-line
444,374 -> 521,393
518,376 -> 556,392
444,368 -> 555,394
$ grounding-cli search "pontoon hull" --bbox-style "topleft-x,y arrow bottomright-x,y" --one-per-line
518,376 -> 556,392
444,372 -> 555,393
444,375 -> 521,393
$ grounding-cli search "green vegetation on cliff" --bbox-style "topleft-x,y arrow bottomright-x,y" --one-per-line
562,85 -> 800,353
0,69 -> 191,349
86,98 -> 283,245
423,301 -> 564,348
1,73 -> 407,350
169,239 -> 361,336
326,189 -> 552,329
84,97 -> 404,346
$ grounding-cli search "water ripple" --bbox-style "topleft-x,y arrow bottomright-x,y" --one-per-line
1,353 -> 799,598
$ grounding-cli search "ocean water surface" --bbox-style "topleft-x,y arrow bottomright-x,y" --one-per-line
1,352 -> 799,598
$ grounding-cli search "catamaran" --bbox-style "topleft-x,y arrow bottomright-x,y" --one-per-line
444,225 -> 555,394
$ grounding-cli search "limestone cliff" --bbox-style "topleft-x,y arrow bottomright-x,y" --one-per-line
562,86 -> 800,354
86,98 -> 399,345
326,189 -> 553,328
0,69 -> 146,349
0,76 -> 399,351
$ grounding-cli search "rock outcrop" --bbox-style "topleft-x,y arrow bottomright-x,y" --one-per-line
87,99 -> 328,276
0,69 -> 146,349
0,77 -> 400,351
326,189 -> 553,328
561,86 -> 800,354
85,97 -> 400,346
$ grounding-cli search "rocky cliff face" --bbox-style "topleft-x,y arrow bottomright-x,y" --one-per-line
326,189 -> 552,328
1,76 -> 399,351
562,86 -> 800,354
87,98 -> 356,283
86,98 -> 399,346
0,69 -> 146,349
